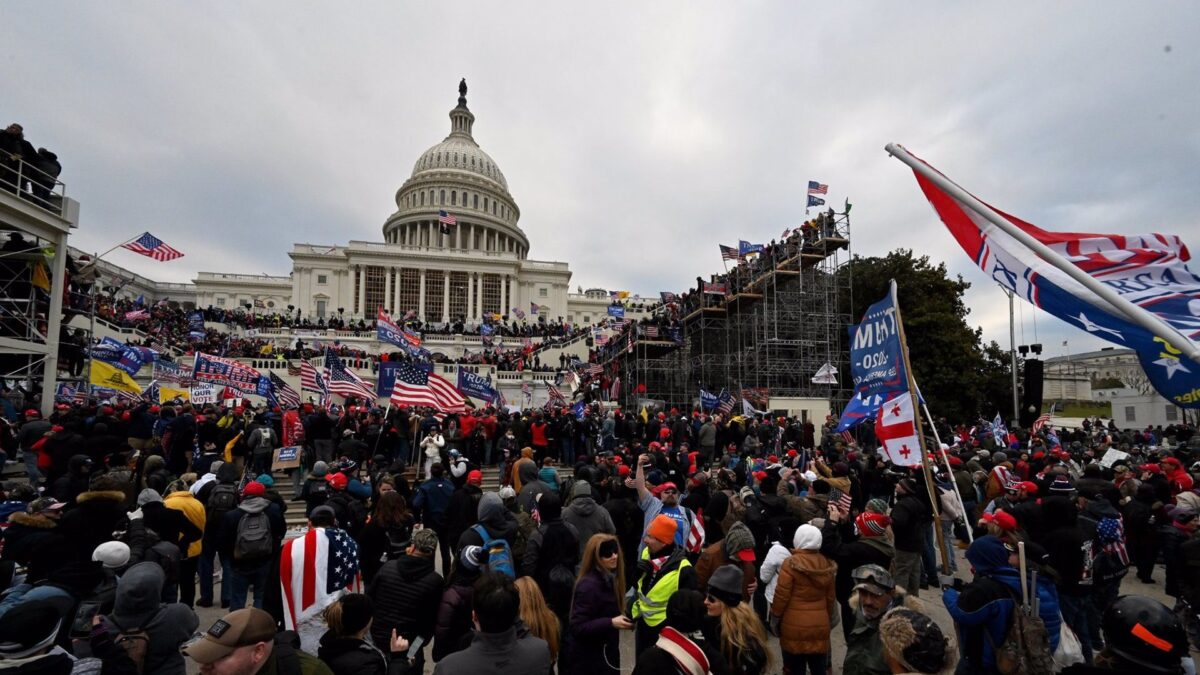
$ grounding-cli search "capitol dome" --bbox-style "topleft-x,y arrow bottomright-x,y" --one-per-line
384,80 -> 528,258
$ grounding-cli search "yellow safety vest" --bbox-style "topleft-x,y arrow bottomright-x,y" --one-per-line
632,549 -> 691,627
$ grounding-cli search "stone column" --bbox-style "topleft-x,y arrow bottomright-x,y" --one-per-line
466,272 -> 475,322
356,265 -> 365,318
393,267 -> 402,314
384,267 -> 393,313
418,268 -> 427,319
500,274 -> 508,318
442,275 -> 450,323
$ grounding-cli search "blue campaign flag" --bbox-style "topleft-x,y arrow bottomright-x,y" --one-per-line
571,400 -> 586,421
738,240 -> 764,257
376,311 -> 410,350
457,369 -> 497,402
192,352 -> 261,391
699,388 -> 718,412
135,294 -> 145,306
847,284 -> 908,397
835,391 -> 886,432
607,305 -> 625,318
187,311 -> 205,341
807,195 -> 826,207
92,337 -> 145,376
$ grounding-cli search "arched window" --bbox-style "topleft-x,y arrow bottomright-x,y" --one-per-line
440,190 -> 445,205
493,202 -> 497,215
483,197 -> 489,211
451,191 -> 457,206
471,157 -> 475,167
420,192 -> 425,206
473,194 -> 479,209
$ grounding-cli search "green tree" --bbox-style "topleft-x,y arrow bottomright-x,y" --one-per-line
838,249 -> 1015,422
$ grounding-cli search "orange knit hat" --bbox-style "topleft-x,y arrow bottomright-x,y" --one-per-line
646,514 -> 678,545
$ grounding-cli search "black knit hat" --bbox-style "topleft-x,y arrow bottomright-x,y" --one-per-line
338,593 -> 374,636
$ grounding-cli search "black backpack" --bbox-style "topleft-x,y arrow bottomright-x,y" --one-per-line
207,483 -> 238,520
327,493 -> 366,536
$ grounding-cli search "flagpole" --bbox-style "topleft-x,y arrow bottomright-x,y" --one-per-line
890,279 -> 952,575
913,387 -> 974,544
885,142 -> 1200,364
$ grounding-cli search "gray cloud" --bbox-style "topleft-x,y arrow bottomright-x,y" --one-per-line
4,1 -> 1198,358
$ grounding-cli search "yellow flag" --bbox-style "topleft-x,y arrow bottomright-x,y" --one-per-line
90,360 -> 142,395
617,291 -> 630,299
640,406 -> 649,424
31,262 -> 50,292
159,386 -> 190,403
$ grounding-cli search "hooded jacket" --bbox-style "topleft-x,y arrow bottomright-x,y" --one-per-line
516,460 -> 551,514
367,553 -> 442,650
1,511 -> 64,566
941,535 -> 1061,670
316,631 -> 392,675
215,496 -> 285,571
162,490 -> 206,558
101,562 -> 198,675
456,492 -> 519,553
563,484 -> 616,556
769,539 -> 837,655
58,488 -> 128,562
843,589 -> 922,675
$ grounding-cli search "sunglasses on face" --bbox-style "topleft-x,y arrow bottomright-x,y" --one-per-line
599,542 -> 619,558
705,594 -> 719,604
851,568 -> 893,588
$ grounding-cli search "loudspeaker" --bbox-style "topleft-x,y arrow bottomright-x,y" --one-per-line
1020,358 -> 1044,429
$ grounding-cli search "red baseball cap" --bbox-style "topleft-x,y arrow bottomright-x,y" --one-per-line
467,470 -> 483,486
733,548 -> 756,562
326,473 -> 349,490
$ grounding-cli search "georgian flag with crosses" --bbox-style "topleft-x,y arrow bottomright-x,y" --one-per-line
876,392 -> 922,467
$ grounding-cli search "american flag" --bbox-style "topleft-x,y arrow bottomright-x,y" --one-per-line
438,210 -> 457,225
269,372 -> 301,409
585,363 -> 603,377
702,281 -> 727,295
841,430 -> 854,445
609,376 -> 621,400
545,381 -> 568,406
715,392 -> 736,417
807,181 -> 828,195
563,371 -> 577,387
390,363 -> 467,413
513,307 -> 526,320
521,380 -> 532,402
719,244 -> 739,261
124,309 -> 150,321
324,350 -> 377,401
686,508 -> 705,554
595,334 -> 609,346
1032,412 -> 1052,433
299,360 -> 328,395
831,487 -> 852,513
287,363 -> 302,377
782,228 -> 793,239
281,527 -> 362,631
121,232 -> 184,261
643,325 -> 659,339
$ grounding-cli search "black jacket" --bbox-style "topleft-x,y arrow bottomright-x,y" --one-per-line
367,552 -> 442,650
317,631 -> 406,675
444,485 -> 482,549
58,489 -> 128,562
820,520 -> 895,601
889,492 -> 931,553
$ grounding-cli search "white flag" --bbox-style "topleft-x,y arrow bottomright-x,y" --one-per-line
876,392 -> 922,467
811,363 -> 838,385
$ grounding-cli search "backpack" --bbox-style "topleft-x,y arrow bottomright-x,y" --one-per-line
327,493 -> 366,536
385,523 -> 414,560
985,576 -> 1055,675
233,510 -> 273,564
207,483 -> 239,520
109,617 -> 151,675
472,523 -> 516,578
251,427 -> 274,455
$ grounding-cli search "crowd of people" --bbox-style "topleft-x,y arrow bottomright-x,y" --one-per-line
0,393 -> 1196,675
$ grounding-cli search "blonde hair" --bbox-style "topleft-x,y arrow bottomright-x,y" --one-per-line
575,533 -> 626,614
515,577 -> 560,661
718,602 -> 774,672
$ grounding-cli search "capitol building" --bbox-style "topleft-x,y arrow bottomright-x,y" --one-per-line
112,80 -> 617,329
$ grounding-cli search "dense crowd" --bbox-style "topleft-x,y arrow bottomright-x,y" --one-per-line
0,395 -> 1196,675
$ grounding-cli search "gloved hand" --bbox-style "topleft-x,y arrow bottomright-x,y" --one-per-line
127,507 -> 143,521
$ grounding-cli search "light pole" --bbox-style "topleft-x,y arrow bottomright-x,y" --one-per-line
1006,288 -> 1019,424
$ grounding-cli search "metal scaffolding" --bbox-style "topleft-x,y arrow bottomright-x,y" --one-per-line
613,211 -> 853,413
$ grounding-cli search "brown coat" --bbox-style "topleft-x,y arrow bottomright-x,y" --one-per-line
694,543 -> 755,601
770,549 -> 837,655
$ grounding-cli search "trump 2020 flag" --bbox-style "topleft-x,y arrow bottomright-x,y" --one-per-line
837,285 -> 911,431
281,526 -> 362,630
876,392 -> 922,467
904,148 -> 1200,407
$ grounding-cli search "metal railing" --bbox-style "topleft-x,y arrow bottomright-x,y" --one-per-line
0,152 -> 66,216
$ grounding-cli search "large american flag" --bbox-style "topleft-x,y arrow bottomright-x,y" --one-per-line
438,210 -> 457,225
121,232 -> 184,261
585,363 -> 603,377
299,360 -> 328,395
1032,412 -> 1052,433
643,325 -> 659,339
325,350 -> 377,402
281,527 -> 362,630
609,376 -> 621,400
719,244 -> 740,261
390,363 -> 467,412
269,372 -> 302,409
545,381 -> 568,406
124,309 -> 150,321
287,363 -> 302,377
807,181 -> 828,195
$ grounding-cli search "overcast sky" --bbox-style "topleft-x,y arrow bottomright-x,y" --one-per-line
4,2 -> 1199,356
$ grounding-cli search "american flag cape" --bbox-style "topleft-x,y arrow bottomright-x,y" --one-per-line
281,527 -> 363,630
686,508 -> 705,554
